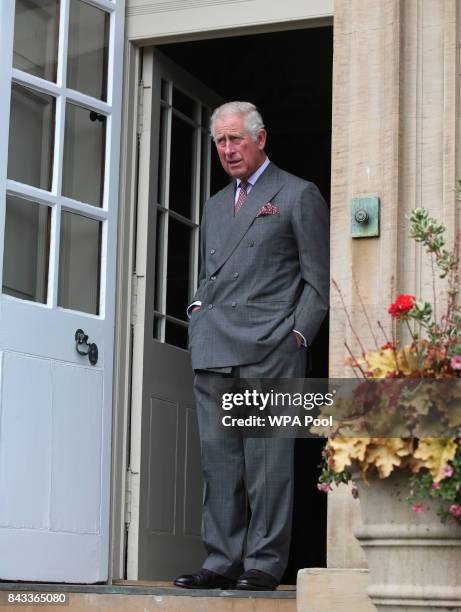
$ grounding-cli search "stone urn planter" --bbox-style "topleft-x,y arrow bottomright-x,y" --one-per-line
353,470 -> 461,611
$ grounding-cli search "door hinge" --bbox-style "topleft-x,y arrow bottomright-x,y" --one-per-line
136,80 -> 145,138
130,273 -> 144,327
130,273 -> 138,327
125,467 -> 139,527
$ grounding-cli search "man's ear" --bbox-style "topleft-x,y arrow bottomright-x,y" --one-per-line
257,128 -> 267,150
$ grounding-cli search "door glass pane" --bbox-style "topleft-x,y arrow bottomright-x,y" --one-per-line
62,103 -> 106,207
169,116 -> 194,218
210,143 -> 228,195
200,131 -> 209,215
2,194 -> 50,304
161,79 -> 169,102
165,321 -> 188,349
166,218 -> 190,321
8,83 -> 55,191
201,105 -> 209,129
157,107 -> 167,206
67,0 -> 109,101
154,210 -> 164,312
173,87 -> 195,119
58,212 -> 101,314
13,0 -> 59,82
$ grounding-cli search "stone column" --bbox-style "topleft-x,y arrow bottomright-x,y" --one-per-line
299,0 -> 461,609
328,0 -> 460,568
328,0 -> 404,571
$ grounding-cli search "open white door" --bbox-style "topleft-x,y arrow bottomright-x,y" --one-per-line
129,48 -> 225,579
0,0 -> 124,582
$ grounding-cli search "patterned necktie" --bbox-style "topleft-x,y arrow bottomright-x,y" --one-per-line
235,181 -> 249,214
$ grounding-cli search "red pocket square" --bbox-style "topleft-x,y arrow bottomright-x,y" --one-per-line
256,203 -> 279,217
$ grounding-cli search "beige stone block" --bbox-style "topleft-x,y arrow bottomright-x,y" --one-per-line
296,568 -> 374,612
327,483 -> 367,569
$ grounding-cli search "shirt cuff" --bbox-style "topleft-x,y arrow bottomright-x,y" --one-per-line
187,301 -> 202,319
293,329 -> 308,347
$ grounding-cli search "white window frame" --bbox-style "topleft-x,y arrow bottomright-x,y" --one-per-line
0,0 -> 125,321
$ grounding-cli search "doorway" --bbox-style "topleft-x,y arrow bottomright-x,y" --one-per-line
132,25 -> 332,584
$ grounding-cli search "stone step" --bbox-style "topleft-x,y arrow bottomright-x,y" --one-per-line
297,568 -> 373,612
0,581 -> 296,612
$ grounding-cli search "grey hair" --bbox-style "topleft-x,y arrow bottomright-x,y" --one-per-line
210,101 -> 265,142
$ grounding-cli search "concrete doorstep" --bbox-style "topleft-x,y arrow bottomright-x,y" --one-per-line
297,568 -> 374,612
0,581 -> 296,612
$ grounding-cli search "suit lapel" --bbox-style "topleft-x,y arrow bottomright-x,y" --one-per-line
210,162 -> 285,274
212,180 -> 235,251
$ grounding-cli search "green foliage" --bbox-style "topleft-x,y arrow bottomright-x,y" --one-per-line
411,300 -> 432,323
407,446 -> 461,525
408,208 -> 457,279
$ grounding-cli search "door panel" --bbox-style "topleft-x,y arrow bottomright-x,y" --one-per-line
0,352 -> 52,529
50,363 -> 103,533
146,396 -> 178,533
135,48 -> 224,579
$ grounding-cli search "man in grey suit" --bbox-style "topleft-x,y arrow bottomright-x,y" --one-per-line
175,101 -> 329,591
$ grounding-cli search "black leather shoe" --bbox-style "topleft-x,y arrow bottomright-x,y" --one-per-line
236,569 -> 279,591
174,568 -> 236,589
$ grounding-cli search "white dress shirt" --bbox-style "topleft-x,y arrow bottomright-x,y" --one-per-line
234,156 -> 271,206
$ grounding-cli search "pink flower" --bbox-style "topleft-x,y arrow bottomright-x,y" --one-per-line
449,504 -> 461,517
442,465 -> 454,478
431,482 -> 441,490
317,483 -> 332,493
411,503 -> 425,514
451,355 -> 461,370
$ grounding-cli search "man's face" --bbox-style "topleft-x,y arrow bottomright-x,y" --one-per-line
214,113 -> 267,180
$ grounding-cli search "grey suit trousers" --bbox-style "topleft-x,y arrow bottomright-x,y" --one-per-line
194,331 -> 307,581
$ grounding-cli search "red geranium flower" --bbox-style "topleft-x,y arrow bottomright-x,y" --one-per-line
381,341 -> 396,350
388,294 -> 416,319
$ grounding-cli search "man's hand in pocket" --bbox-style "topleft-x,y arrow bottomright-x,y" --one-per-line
293,331 -> 303,349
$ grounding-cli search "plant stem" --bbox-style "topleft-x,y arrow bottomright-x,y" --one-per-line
332,279 -> 368,357
405,318 -> 418,342
344,342 -> 367,378
353,273 -> 379,350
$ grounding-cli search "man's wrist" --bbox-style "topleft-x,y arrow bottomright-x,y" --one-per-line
293,329 -> 307,348
187,301 -> 202,318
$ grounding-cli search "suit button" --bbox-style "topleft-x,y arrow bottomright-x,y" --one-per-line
248,241 -> 254,247
210,275 -> 216,281
208,304 -> 213,310
210,249 -> 216,254
233,272 -> 239,279
231,302 -> 237,308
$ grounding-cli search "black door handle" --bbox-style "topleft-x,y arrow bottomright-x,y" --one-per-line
75,329 -> 98,365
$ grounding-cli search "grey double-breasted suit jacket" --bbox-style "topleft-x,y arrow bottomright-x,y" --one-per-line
188,161 -> 329,370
